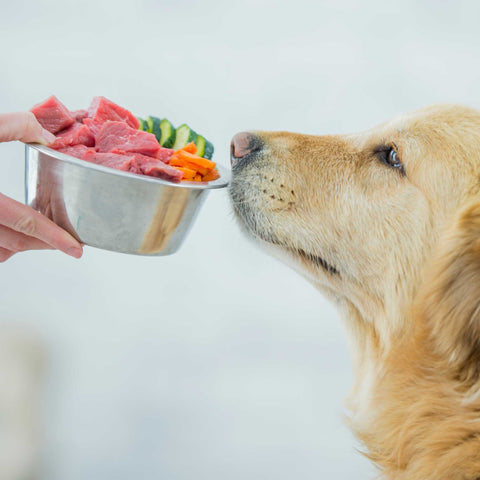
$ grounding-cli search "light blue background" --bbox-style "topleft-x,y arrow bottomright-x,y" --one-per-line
1,1 -> 479,478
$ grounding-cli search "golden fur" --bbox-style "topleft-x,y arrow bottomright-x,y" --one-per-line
229,105 -> 480,479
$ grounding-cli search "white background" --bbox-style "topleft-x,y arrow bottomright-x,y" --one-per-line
1,1 -> 479,478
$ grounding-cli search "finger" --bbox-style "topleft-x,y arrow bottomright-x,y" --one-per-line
0,193 -> 83,258
0,112 -> 56,145
0,247 -> 15,263
0,224 -> 53,252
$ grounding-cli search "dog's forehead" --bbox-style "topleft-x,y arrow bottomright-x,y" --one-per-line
344,113 -> 414,148
345,104 -> 480,151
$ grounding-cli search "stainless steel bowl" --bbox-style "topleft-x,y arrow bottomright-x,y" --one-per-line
25,144 -> 230,255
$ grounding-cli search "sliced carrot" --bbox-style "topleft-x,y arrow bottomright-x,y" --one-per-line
168,155 -> 185,166
193,174 -> 202,182
173,166 -> 196,180
202,168 -> 220,182
169,156 -> 209,176
175,150 -> 216,170
175,142 -> 197,155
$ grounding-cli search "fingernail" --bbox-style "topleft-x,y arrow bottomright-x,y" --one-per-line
40,129 -> 56,146
66,247 -> 83,258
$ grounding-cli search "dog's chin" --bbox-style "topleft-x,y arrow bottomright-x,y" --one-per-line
230,170 -> 340,279
232,206 -> 340,279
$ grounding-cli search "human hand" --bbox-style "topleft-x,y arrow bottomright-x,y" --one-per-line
0,112 -> 83,262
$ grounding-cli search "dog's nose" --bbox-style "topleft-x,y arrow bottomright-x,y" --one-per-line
230,132 -> 262,165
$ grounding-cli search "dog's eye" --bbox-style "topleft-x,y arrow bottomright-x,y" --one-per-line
387,149 -> 401,169
377,145 -> 405,175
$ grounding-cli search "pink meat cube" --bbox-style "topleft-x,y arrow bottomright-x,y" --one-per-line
82,118 -> 103,136
71,109 -> 88,122
132,153 -> 183,182
87,96 -> 140,132
96,121 -> 161,157
154,146 -> 174,164
50,123 -> 95,150
82,150 -> 139,173
30,95 -> 75,134
57,145 -> 93,159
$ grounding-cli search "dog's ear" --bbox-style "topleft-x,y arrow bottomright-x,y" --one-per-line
415,197 -> 480,383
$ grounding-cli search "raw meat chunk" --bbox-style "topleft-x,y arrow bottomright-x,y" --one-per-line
82,150 -> 139,173
51,123 -> 95,149
57,144 -> 93,159
132,153 -> 183,182
154,146 -> 174,164
96,121 -> 160,157
30,95 -> 75,134
87,96 -> 139,131
71,109 -> 88,122
82,118 -> 102,136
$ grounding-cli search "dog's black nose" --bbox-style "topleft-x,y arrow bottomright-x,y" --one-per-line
230,132 -> 262,165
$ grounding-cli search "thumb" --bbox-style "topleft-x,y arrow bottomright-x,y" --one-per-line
0,112 -> 56,145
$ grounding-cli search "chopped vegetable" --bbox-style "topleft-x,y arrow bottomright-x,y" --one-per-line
174,166 -> 197,180
195,135 -> 206,157
148,116 -> 162,142
159,119 -> 176,148
138,116 -> 214,160
145,117 -> 153,133
178,141 -> 197,154
137,118 -> 146,131
172,124 -> 197,150
175,150 -> 216,170
202,168 -> 220,182
168,144 -> 219,182
170,158 -> 208,176
203,139 -> 214,160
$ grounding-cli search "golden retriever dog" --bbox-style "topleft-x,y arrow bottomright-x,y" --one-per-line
229,104 -> 480,480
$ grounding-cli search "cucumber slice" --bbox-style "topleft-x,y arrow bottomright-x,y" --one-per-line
172,124 -> 197,150
147,116 -> 161,141
203,139 -> 214,159
195,135 -> 206,157
145,116 -> 154,133
137,118 -> 146,131
159,119 -> 176,148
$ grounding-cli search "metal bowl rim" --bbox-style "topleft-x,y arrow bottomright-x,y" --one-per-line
26,143 -> 230,190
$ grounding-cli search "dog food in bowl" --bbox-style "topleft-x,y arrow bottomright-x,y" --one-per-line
30,95 -> 219,183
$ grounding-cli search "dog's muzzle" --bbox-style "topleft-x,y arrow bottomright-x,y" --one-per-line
230,132 -> 263,166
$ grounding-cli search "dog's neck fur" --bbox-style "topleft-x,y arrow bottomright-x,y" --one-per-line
339,303 -> 480,480
336,200 -> 480,480
303,198 -> 480,480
